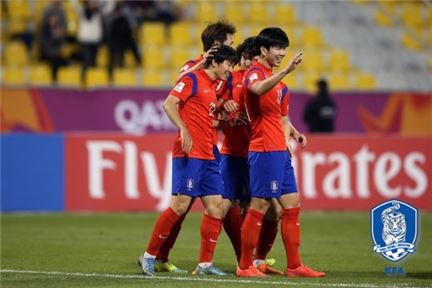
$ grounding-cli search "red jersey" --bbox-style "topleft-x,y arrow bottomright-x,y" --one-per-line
181,55 -> 228,145
244,61 -> 290,152
169,69 -> 217,160
219,69 -> 251,158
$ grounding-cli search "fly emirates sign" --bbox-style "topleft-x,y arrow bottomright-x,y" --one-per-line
65,135 -> 431,211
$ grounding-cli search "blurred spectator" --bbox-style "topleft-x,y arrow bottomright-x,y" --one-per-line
106,1 -> 141,77
303,79 -> 337,133
40,1 -> 69,82
71,0 -> 114,79
124,0 -> 181,25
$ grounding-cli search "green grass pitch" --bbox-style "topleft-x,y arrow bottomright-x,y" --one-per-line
1,211 -> 431,287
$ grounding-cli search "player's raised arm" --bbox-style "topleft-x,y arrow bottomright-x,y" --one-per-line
162,95 -> 192,153
248,52 -> 303,96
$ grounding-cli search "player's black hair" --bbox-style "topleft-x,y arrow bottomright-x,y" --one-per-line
255,27 -> 289,51
201,21 -> 237,52
203,45 -> 238,69
236,36 -> 259,62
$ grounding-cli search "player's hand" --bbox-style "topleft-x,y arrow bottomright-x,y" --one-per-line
204,43 -> 220,60
297,133 -> 307,148
180,127 -> 192,153
233,112 -> 249,126
284,51 -> 303,74
223,99 -> 239,113
286,139 -> 294,156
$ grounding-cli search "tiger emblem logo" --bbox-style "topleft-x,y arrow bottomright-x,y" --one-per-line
371,200 -> 418,262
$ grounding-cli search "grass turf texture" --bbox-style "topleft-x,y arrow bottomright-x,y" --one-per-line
1,212 -> 431,287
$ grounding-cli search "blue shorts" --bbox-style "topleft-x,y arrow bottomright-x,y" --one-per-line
248,151 -> 298,198
220,155 -> 250,201
172,146 -> 223,198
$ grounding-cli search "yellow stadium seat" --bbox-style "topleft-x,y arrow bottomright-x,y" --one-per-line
299,26 -> 325,48
328,50 -> 352,72
374,10 -> 392,27
224,3 -> 246,24
29,65 -> 53,86
97,45 -> 109,67
58,66 -> 82,88
2,67 -> 26,86
85,68 -> 109,88
169,22 -> 193,46
124,51 -> 138,68
303,73 -> 321,93
329,74 -> 350,91
6,19 -> 28,35
142,71 -> 164,87
34,0 -> 51,22
248,2 -> 269,24
401,33 -> 422,51
274,3 -> 297,25
303,50 -> 325,73
113,68 -> 136,87
401,5 -> 424,28
8,1 -> 31,20
142,47 -> 165,70
196,2 -> 218,23
4,41 -> 29,66
141,22 -> 166,46
170,49 -> 192,70
355,73 -> 376,90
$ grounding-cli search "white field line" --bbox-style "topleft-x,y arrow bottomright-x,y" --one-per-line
0,269 -> 423,288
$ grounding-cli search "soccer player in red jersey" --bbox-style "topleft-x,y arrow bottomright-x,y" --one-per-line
217,37 -> 282,275
236,27 -> 326,278
139,45 -> 238,277
148,21 -> 238,273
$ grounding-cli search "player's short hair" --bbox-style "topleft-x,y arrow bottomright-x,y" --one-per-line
256,27 -> 289,51
203,45 -> 238,69
201,21 -> 237,52
236,36 -> 258,62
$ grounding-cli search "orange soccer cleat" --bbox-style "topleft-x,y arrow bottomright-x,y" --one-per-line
236,265 -> 267,278
286,264 -> 326,278
256,263 -> 283,275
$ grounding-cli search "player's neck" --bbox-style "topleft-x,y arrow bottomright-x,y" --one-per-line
257,57 -> 272,70
204,68 -> 217,81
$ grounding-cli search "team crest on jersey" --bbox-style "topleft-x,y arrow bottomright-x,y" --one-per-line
249,73 -> 258,83
174,81 -> 186,93
371,200 -> 418,262
186,178 -> 195,191
270,180 -> 279,193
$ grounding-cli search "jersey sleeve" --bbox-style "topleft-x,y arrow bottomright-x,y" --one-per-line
169,75 -> 197,102
244,68 -> 266,91
280,84 -> 290,116
179,60 -> 197,73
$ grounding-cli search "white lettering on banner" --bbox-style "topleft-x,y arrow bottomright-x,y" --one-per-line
300,146 -> 427,199
124,141 -> 139,199
323,153 -> 352,198
86,140 -> 171,209
404,153 -> 427,198
114,100 -> 174,135
374,152 -> 402,198
141,152 -> 172,211
353,146 -> 375,198
87,141 -> 122,199
301,152 -> 326,198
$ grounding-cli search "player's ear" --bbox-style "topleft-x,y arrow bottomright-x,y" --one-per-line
260,46 -> 267,57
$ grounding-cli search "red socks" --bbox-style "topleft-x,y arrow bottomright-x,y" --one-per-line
281,207 -> 301,269
223,206 -> 243,262
156,213 -> 187,262
146,207 -> 180,256
255,218 -> 279,260
199,214 -> 222,263
239,208 -> 264,269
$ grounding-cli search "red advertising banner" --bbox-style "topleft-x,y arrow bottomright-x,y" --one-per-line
65,134 -> 432,212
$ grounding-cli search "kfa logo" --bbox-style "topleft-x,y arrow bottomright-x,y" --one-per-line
270,180 -> 279,193
371,200 -> 418,262
186,178 -> 194,191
